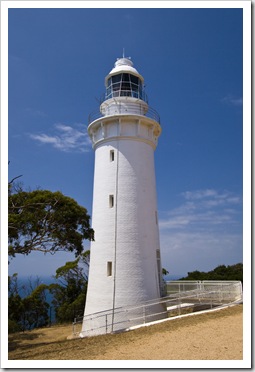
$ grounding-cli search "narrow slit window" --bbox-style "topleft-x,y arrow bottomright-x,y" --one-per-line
109,195 -> 114,208
107,261 -> 112,277
110,150 -> 115,162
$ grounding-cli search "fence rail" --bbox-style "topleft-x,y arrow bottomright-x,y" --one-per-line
75,281 -> 242,337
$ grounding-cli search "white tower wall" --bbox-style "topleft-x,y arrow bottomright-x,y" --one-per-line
86,138 -> 160,312
81,58 -> 164,336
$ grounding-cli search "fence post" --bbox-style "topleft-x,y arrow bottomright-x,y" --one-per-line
178,297 -> 181,316
73,318 -> 76,335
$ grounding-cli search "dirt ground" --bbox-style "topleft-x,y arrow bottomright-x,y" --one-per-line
8,304 -> 242,360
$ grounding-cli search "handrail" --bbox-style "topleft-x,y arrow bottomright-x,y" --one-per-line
76,281 -> 242,337
88,102 -> 160,125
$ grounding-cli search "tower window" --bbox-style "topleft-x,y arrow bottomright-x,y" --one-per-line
110,150 -> 115,162
109,195 -> 114,208
107,261 -> 112,277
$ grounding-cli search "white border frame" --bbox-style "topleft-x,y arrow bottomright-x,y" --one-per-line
1,1 -> 251,369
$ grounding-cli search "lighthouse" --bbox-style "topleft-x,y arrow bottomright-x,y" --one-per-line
81,56 -> 164,336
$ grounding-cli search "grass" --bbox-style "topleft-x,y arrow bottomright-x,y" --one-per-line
8,304 -> 242,360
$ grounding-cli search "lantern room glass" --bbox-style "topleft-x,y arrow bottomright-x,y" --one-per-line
106,73 -> 147,102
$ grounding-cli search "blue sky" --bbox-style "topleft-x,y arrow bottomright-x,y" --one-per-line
6,5 -> 247,279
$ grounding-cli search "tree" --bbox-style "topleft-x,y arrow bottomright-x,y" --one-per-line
8,189 -> 94,258
8,273 -> 24,333
8,274 -> 50,332
162,268 -> 169,276
179,263 -> 243,283
21,284 -> 49,330
8,168 -> 23,195
49,252 -> 89,322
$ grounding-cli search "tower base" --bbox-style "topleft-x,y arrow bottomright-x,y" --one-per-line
80,302 -> 167,337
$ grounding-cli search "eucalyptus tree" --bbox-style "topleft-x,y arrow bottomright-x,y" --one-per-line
8,189 -> 94,258
49,251 -> 90,322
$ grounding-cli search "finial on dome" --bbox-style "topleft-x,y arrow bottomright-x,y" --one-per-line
116,48 -> 132,64
115,55 -> 133,68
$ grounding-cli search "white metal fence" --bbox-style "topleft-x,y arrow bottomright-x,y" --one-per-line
76,281 -> 242,338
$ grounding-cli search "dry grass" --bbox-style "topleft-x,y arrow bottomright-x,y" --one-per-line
8,304 -> 243,360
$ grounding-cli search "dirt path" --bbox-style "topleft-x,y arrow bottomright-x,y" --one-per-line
8,304 -> 242,360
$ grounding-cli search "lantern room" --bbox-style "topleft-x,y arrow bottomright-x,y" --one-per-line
104,57 -> 148,102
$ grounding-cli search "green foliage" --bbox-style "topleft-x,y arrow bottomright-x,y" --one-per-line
8,252 -> 90,331
8,293 -> 24,332
21,284 -> 49,330
8,273 -> 24,332
179,263 -> 243,283
8,189 -> 94,257
8,182 -> 93,330
8,274 -> 50,332
8,319 -> 22,333
162,268 -> 169,276
49,252 -> 89,323
52,292 -> 86,322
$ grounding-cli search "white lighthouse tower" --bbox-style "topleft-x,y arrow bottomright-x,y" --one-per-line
81,56 -> 164,336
